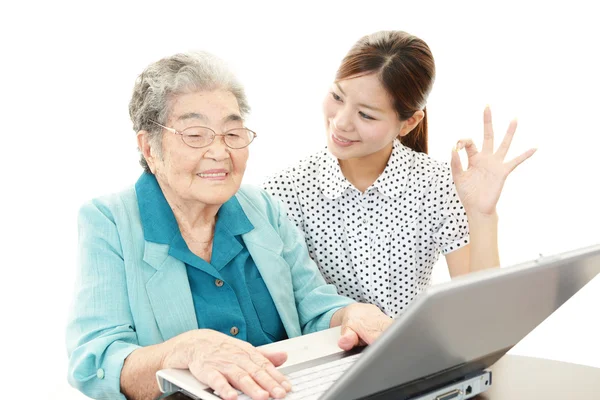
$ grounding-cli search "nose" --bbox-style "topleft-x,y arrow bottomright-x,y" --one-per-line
203,135 -> 230,161
332,106 -> 353,132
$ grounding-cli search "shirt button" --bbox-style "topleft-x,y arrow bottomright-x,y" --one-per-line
96,368 -> 105,379
215,279 -> 224,287
362,218 -> 368,225
230,326 -> 239,336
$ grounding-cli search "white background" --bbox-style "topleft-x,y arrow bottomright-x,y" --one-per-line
1,1 -> 599,398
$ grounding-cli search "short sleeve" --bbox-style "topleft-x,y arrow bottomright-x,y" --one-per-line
432,166 -> 470,255
263,170 -> 305,233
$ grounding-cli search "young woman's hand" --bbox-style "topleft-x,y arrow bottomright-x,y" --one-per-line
450,106 -> 536,217
331,303 -> 393,351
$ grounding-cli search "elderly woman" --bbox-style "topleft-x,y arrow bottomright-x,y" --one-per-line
66,51 -> 392,400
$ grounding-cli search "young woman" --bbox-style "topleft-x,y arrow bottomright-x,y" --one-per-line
264,31 -> 535,317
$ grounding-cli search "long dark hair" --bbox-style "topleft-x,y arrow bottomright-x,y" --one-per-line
335,31 -> 435,154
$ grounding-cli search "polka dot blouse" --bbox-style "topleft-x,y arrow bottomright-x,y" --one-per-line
263,139 -> 469,317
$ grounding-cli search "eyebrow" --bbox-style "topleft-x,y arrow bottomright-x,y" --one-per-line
335,82 -> 347,97
335,82 -> 385,113
177,112 -> 243,123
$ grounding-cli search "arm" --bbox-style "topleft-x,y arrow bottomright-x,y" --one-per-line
121,328 -> 292,400
120,343 -> 167,399
66,201 -> 141,399
262,187 -> 392,349
272,193 -> 355,334
445,212 -> 499,278
447,107 -> 535,278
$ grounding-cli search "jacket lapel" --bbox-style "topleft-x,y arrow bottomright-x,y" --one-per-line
143,241 -> 198,341
242,216 -> 302,338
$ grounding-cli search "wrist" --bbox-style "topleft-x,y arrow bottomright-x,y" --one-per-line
157,337 -> 176,370
159,329 -> 198,370
466,210 -> 499,224
330,307 -> 347,328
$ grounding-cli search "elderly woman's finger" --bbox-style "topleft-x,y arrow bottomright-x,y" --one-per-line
189,364 -> 239,400
256,349 -> 292,391
222,363 -> 270,400
238,353 -> 288,398
256,349 -> 288,367
245,366 -> 287,399
265,363 -> 293,392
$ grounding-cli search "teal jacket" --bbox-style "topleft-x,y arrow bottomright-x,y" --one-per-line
66,184 -> 354,399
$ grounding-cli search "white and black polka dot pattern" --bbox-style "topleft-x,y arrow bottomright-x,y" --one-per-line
263,140 -> 469,317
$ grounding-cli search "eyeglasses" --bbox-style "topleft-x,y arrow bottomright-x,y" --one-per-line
149,120 -> 257,149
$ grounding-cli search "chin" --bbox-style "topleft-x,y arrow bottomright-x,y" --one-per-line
327,140 -> 356,161
197,195 -> 232,206
199,186 -> 239,205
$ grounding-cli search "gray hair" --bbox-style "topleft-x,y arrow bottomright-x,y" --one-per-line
129,51 -> 250,172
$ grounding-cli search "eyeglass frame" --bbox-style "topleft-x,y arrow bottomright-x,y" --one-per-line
148,119 -> 257,149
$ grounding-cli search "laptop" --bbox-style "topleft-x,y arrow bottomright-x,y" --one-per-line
157,243 -> 600,400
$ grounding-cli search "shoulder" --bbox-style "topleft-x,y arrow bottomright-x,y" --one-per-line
404,150 -> 461,209
401,147 -> 454,190
263,149 -> 326,191
236,184 -> 283,226
237,184 -> 276,206
78,186 -> 139,227
408,148 -> 451,177
77,186 -> 144,261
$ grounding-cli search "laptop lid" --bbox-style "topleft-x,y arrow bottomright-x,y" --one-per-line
322,243 -> 600,400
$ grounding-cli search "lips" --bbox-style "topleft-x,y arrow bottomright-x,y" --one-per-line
197,169 -> 229,179
332,132 -> 356,143
330,129 -> 360,148
198,172 -> 227,178
330,126 -> 359,143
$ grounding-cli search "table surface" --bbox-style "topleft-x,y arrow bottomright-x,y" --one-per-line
474,354 -> 600,399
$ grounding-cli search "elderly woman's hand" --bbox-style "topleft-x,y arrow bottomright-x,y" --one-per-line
161,329 -> 292,400
330,303 -> 394,351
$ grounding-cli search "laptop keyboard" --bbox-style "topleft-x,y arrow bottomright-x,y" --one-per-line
237,353 -> 361,400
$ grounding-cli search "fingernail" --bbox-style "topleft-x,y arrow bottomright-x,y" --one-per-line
227,390 -> 238,398
257,389 -> 269,398
282,380 -> 292,391
273,387 -> 286,398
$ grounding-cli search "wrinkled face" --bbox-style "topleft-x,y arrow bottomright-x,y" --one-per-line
323,73 -> 405,160
147,90 -> 248,207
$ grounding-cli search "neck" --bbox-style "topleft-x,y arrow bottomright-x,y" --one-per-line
158,182 -> 220,242
338,142 -> 394,193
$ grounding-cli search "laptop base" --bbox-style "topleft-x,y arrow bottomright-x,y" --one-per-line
406,370 -> 491,400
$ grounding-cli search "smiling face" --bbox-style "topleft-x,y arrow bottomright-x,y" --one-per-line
323,73 -> 407,161
140,89 -> 248,208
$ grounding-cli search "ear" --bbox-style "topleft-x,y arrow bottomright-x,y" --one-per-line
398,110 -> 425,137
136,130 -> 157,173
